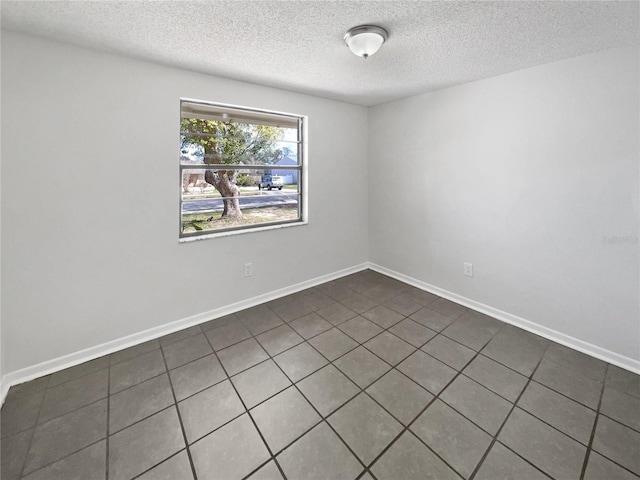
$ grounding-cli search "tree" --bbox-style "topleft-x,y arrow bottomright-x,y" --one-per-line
181,118 -> 285,219
282,146 -> 296,158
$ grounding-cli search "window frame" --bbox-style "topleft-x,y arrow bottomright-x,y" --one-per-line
179,98 -> 307,241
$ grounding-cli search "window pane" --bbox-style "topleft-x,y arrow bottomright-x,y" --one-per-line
181,101 -> 298,129
181,167 -> 300,235
180,117 -> 298,166
180,100 -> 304,238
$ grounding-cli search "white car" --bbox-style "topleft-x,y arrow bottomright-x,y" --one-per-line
258,175 -> 284,190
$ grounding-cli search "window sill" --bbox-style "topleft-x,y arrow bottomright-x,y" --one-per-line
179,219 -> 308,242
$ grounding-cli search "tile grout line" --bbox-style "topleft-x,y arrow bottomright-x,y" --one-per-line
579,362 -> 608,480
10,364 -> 162,440
468,353 -> 595,407
596,412 -> 640,435
4,298 -> 434,459
468,342 -> 553,480
159,337 -> 200,480
129,450 -> 190,480
200,324 -> 290,480
108,404 -> 175,439
418,333 -> 603,454
214,281 -> 421,372
499,375 -> 612,450
176,408 -> 244,449
237,295 -> 403,477
44,358 -> 107,389
106,355 -> 111,479
360,333 -> 500,480
498,358 -> 640,455
269,302 -> 475,478
458,348 -> 623,431
261,342 -> 369,478
494,389 -> 594,449
6,272 -> 637,480
108,339 -> 161,367
154,298 -> 421,414
267,289 -> 483,478
21,324 -> 590,480
591,453 -> 640,478
355,471 -> 375,480
463,353 -> 603,416
16,374 -> 50,479
1,380 -> 48,405
167,282 -> 640,478
372,311 -> 535,470
241,298 -> 409,477
109,369 -> 165,397
485,442 -> 555,480
9,372 -> 108,478
17,439 -> 108,479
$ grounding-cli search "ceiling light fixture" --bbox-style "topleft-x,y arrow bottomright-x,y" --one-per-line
344,25 -> 388,59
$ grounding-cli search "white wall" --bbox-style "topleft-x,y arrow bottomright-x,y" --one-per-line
369,47 -> 639,364
0,66 -> 3,387
0,31 -> 369,375
2,30 -> 638,384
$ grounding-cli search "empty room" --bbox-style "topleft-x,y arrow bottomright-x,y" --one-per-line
1,1 -> 638,479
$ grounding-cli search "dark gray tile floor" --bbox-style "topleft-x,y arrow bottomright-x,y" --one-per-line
2,269 -> 639,480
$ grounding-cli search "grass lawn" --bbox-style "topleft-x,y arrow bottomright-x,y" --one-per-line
182,204 -> 299,233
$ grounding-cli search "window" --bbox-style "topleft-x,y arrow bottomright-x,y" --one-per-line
180,99 -> 305,240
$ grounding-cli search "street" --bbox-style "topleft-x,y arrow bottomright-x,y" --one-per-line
182,190 -> 298,213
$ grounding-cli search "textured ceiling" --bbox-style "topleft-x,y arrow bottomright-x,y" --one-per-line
2,1 -> 638,106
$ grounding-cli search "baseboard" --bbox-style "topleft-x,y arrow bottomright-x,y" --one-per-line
369,263 -> 640,375
0,263 -> 369,405
3,261 -> 637,405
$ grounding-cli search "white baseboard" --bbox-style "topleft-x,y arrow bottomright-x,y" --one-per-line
369,263 -> 640,375
3,261 -> 638,405
0,263 -> 369,405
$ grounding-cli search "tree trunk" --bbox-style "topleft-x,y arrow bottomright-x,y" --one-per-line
204,169 -> 243,219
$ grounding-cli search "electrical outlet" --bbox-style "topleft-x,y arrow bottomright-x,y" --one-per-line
244,262 -> 253,277
464,263 -> 473,277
